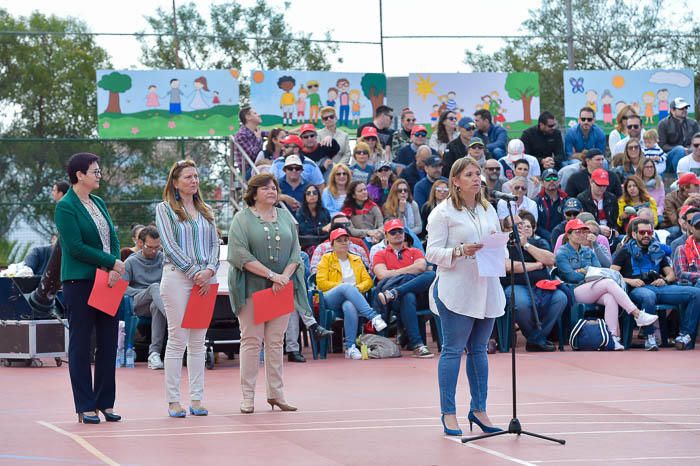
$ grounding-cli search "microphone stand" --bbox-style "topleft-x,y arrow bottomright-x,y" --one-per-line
462,198 -> 565,445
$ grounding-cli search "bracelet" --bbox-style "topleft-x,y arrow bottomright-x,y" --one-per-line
266,271 -> 275,280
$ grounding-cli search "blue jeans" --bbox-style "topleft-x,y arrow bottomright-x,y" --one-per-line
491,147 -> 506,160
434,280 -> 495,415
629,284 -> 700,339
666,146 -> 688,175
389,271 -> 436,348
504,285 -> 566,345
323,284 -> 379,349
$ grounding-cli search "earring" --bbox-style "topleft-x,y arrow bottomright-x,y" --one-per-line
175,188 -> 181,201
455,186 -> 461,192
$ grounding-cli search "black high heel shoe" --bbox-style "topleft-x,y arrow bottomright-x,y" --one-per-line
468,411 -> 503,433
98,409 -> 122,422
78,412 -> 100,424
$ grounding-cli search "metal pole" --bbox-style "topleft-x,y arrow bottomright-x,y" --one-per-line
379,0 -> 385,74
565,0 -> 574,69
172,0 -> 181,69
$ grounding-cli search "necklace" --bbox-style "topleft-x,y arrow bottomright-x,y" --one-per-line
252,207 -> 280,262
463,203 -> 483,240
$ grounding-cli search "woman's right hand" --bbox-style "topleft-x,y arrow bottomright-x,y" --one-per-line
461,243 -> 484,256
112,259 -> 125,275
270,272 -> 290,287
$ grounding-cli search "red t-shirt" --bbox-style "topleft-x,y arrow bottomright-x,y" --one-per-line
373,246 -> 424,271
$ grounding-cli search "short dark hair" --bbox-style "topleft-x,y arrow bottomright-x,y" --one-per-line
538,111 -> 555,125
66,152 -> 99,184
692,132 -> 700,141
518,210 -> 537,229
243,173 -> 278,206
474,108 -> 492,123
54,181 -> 69,195
239,106 -> 253,125
138,225 -> 160,242
631,217 -> 653,233
375,105 -> 393,118
513,159 -> 530,169
579,106 -> 596,118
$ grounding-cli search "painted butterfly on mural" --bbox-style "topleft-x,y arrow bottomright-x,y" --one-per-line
569,77 -> 584,94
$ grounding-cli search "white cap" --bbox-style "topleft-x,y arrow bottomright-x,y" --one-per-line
284,155 -> 303,168
671,97 -> 691,110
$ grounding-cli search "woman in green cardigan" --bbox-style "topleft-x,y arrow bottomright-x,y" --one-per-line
55,153 -> 124,424
228,173 -> 328,414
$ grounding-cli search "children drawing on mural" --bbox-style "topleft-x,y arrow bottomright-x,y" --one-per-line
350,89 -> 362,127
601,90 -> 614,126
189,76 -> 211,110
167,78 -> 182,114
337,78 -> 350,126
657,88 -> 669,121
430,104 -> 439,124
437,95 -> 448,114
642,91 -> 655,125
146,85 -> 160,108
277,75 -> 296,126
445,91 -> 458,112
326,87 -> 338,109
296,86 -> 308,124
307,80 -> 321,124
212,91 -> 220,105
630,101 -> 641,116
585,89 -> 598,112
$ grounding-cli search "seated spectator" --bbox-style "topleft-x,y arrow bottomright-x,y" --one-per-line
359,126 -> 390,166
348,142 -> 374,184
341,181 -> 384,245
278,155 -> 309,213
641,129 -> 666,176
502,159 -> 540,199
272,135 -> 325,189
419,179 -> 450,239
499,139 -> 542,182
535,168 -> 567,243
122,226 -> 166,370
669,204 -> 700,254
611,114 -> 644,155
390,108 -> 416,155
473,108 -> 508,159
672,213 -> 700,350
310,214 -> 370,273
482,158 -> 504,207
402,145 -> 432,191
637,158 -> 665,222
566,149 -> 622,198
497,176 -> 538,223
383,178 -> 422,235
357,105 -> 395,155
372,219 -> 435,358
612,218 -> 700,351
296,185 -> 331,247
675,132 -> 700,176
658,97 -> 699,174
549,198 -> 583,250
120,223 -> 145,261
367,162 -> 396,206
299,123 -> 340,172
577,169 -> 619,231
555,219 -> 657,350
442,117 -> 476,176
255,128 -> 287,163
553,212 -> 612,259
611,137 -> 642,182
395,125 -> 433,166
322,163 -> 352,215
618,174 -> 658,230
663,172 -> 700,229
316,228 -> 387,360
502,213 -> 564,352
520,111 -> 565,170
317,106 -> 351,165
429,110 -> 459,156
564,106 -> 606,162
607,105 -> 638,155
369,224 -> 424,268
23,236 -> 56,276
413,155 -> 448,210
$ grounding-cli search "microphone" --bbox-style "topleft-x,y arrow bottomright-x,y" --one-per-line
492,191 -> 518,201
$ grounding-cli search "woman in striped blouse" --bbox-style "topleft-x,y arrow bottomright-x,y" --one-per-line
156,160 -> 219,418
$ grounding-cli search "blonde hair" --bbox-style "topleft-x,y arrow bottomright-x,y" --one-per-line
643,128 -> 658,142
163,159 -> 215,223
383,178 -> 413,218
426,179 -> 449,209
448,157 -> 490,211
327,163 -> 352,197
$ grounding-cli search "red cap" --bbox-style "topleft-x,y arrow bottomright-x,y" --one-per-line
281,134 -> 303,149
591,168 -> 609,186
299,123 -> 317,135
383,218 -> 404,233
678,172 -> 700,186
329,228 -> 349,243
535,279 -> 562,291
410,125 -> 427,136
679,205 -> 694,219
565,219 -> 590,234
361,126 -> 379,139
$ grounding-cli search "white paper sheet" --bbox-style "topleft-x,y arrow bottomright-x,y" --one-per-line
475,232 -> 509,277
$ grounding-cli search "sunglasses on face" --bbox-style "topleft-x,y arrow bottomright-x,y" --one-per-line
285,166 -> 303,172
404,118 -> 416,122
436,187 -> 449,193
627,145 -> 640,150
388,229 -> 404,236
626,124 -> 640,130
379,167 -> 391,172
446,116 -> 457,121
305,190 -> 319,196
365,137 -> 377,142
322,115 -> 335,121
397,188 -> 409,193
301,134 -> 316,139
335,172 -> 348,177
413,132 -> 427,138
544,176 -> 559,181
471,145 -> 485,150
636,229 -> 654,236
565,211 -> 579,217
546,123 -> 557,128
335,222 -> 351,229
355,150 -> 369,155
580,117 -> 594,122
485,166 -> 500,171
512,186 -> 527,191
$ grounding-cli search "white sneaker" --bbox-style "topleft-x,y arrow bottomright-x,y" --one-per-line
345,345 -> 362,360
371,315 -> 387,332
612,336 -> 624,351
645,335 -> 659,351
634,311 -> 658,327
148,351 -> 164,370
675,333 -> 692,350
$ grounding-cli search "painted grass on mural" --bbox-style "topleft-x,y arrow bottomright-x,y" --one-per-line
98,105 -> 239,138
259,114 -> 372,136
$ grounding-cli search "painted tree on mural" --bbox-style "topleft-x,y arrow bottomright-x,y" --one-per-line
505,72 -> 539,124
98,72 -> 132,113
360,73 -> 386,116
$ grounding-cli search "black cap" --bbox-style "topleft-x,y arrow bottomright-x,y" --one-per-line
424,155 -> 444,167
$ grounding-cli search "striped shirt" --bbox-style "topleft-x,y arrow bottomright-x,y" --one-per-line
155,201 -> 219,279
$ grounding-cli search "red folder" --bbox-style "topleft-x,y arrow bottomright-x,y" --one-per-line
181,284 -> 220,329
88,269 -> 128,316
252,283 -> 294,325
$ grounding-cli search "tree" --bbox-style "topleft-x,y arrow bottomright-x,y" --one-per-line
464,0 -> 699,120
98,72 -> 132,113
360,73 -> 387,116
504,72 -> 539,124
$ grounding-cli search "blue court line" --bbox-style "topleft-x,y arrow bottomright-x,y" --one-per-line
0,454 -> 103,464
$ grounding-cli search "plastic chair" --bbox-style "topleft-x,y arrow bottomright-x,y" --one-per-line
496,306 -> 566,353
621,303 -> 680,349
116,296 -> 138,363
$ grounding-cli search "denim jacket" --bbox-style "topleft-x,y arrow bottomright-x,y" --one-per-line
555,242 -> 601,285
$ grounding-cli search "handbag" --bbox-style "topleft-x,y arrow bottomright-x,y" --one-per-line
569,318 -> 616,351
584,266 -> 625,290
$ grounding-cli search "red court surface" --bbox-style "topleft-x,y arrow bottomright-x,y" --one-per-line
1,343 -> 699,466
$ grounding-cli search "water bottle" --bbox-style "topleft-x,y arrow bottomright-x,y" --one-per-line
115,352 -> 122,368
125,345 -> 136,368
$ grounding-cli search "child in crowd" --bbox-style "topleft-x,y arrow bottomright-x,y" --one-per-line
642,129 -> 666,175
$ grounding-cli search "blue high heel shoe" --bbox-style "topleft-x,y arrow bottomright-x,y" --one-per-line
468,411 -> 503,433
441,414 -> 463,436
189,405 -> 209,416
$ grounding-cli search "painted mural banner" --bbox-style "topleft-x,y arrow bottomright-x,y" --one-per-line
249,70 -> 386,135
563,69 -> 695,133
96,69 -> 240,138
408,72 -> 540,135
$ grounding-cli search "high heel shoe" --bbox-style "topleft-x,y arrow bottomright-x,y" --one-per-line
468,411 -> 503,433
267,399 -> 297,411
97,409 -> 121,422
189,405 -> 209,416
240,400 -> 254,414
441,414 -> 463,436
77,412 -> 100,424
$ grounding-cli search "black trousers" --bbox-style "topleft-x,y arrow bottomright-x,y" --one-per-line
63,280 -> 118,413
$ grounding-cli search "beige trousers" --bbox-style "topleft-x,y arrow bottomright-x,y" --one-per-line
237,301 -> 291,402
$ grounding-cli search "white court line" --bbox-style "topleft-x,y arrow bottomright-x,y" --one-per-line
37,421 -> 120,466
445,437 -> 536,466
531,456 -> 700,464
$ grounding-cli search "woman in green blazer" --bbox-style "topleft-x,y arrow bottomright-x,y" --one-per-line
55,153 -> 125,424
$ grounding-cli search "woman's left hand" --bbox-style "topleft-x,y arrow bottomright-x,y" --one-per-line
461,243 -> 484,257
198,281 -> 211,296
107,270 -> 121,288
272,282 -> 285,294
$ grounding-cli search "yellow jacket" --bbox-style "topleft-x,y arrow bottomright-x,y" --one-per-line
617,197 -> 658,228
316,252 -> 373,293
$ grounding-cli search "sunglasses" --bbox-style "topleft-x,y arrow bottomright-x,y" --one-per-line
355,150 -> 369,155
565,211 -> 579,216
405,118 -> 416,122
397,188 -> 409,193
512,186 -> 527,191
307,84 -> 319,88
446,116 -> 457,121
285,166 -> 303,172
546,123 -> 557,128
627,145 -> 640,150
693,143 -> 700,148
636,230 -> 654,236
301,133 -> 316,139
388,229 -> 404,236
543,176 -> 559,181
322,115 -> 335,121
305,190 -> 319,196
626,124 -> 640,130
364,137 -> 377,141
378,167 -> 391,172
435,187 -> 449,193
335,172 -> 348,177
485,166 -> 500,171
580,117 -> 594,122
413,132 -> 427,138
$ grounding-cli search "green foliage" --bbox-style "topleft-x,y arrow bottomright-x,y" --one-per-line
0,238 -> 33,269
504,72 -> 539,100
360,73 -> 387,115
97,72 -> 132,93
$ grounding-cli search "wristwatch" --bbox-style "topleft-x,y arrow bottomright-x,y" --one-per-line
454,245 -> 463,257
523,243 -> 530,250
266,271 -> 275,280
